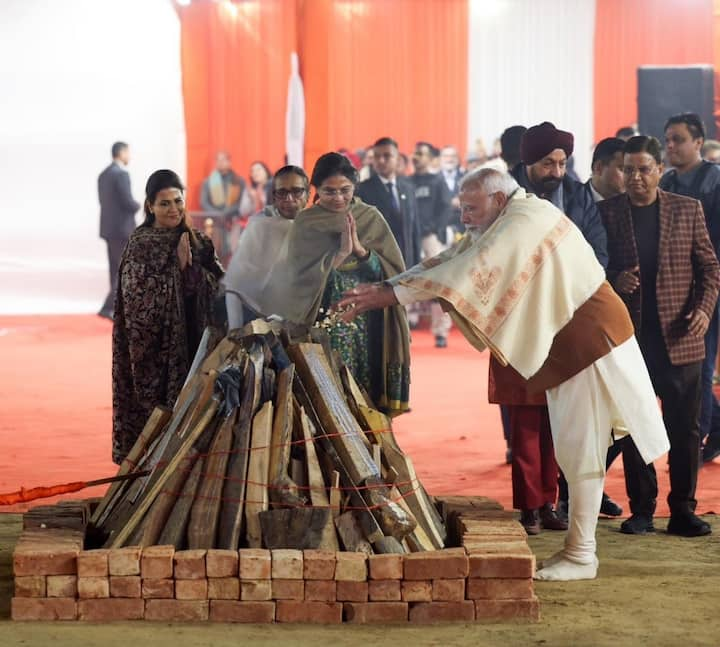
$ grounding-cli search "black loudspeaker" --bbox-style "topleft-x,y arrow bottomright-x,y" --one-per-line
637,65 -> 715,140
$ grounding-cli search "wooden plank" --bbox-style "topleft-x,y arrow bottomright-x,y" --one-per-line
244,400 -> 274,548
390,486 -> 433,552
186,409 -> 236,549
217,343 -> 263,549
300,409 -> 339,550
329,471 -> 341,519
268,365 -> 302,506
90,406 -> 171,526
334,512 -> 373,554
157,454 -> 204,548
259,508 -> 330,550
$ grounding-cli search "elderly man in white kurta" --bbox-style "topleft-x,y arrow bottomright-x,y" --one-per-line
337,168 -> 669,581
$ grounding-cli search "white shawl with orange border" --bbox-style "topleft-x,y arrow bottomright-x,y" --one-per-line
389,188 -> 605,380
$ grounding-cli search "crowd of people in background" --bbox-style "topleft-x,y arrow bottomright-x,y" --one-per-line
99,112 -> 720,544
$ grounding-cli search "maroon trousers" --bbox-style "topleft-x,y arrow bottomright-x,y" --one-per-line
508,404 -> 558,510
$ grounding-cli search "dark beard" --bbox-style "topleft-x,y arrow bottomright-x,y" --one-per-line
537,177 -> 561,194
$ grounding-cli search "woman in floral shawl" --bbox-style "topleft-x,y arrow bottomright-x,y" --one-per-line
111,169 -> 224,464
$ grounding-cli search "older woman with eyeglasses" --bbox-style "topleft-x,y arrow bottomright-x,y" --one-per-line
266,152 -> 411,415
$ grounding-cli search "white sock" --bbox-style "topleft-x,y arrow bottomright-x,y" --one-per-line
535,554 -> 599,581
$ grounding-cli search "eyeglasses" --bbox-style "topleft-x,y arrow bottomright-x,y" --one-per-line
273,187 -> 306,200
622,165 -> 657,177
317,186 -> 354,198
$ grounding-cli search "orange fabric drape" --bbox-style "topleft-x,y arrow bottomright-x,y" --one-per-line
299,0 -> 468,169
594,0 -> 715,141
179,0 -> 468,204
179,0 -> 297,209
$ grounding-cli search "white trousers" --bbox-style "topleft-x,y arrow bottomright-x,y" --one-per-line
421,234 -> 451,337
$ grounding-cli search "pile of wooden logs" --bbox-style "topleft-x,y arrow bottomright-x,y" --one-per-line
90,321 -> 446,555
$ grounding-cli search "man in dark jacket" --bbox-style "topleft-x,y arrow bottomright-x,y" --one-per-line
511,122 -> 608,267
660,112 -> 720,464
356,137 -> 421,268
98,141 -> 140,320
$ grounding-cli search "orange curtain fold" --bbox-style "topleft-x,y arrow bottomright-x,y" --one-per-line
179,0 -> 468,206
594,0 -> 715,141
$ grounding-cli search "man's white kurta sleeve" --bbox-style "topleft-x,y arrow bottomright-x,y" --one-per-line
392,284 -> 435,306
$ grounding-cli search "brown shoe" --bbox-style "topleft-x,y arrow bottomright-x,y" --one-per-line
520,509 -> 541,535
540,503 -> 568,531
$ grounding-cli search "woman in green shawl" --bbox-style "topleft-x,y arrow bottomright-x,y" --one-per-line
274,152 -> 411,415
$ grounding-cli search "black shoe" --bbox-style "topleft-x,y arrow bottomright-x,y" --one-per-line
505,448 -> 512,465
702,437 -> 720,464
667,513 -> 712,537
434,335 -> 447,348
520,509 -> 540,535
620,514 -> 655,535
556,499 -> 569,523
600,493 -> 623,517
98,309 -> 114,321
539,503 -> 568,531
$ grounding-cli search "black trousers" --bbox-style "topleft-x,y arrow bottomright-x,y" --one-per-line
100,238 -> 127,315
622,338 -> 702,517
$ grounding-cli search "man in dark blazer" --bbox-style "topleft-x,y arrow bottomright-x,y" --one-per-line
98,141 -> 140,319
600,135 -> 720,537
356,137 -> 420,268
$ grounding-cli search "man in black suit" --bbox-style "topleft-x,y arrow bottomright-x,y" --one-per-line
439,146 -> 464,240
356,137 -> 420,268
98,142 -> 140,320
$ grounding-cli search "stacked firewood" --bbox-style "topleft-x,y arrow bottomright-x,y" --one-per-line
90,321 -> 446,554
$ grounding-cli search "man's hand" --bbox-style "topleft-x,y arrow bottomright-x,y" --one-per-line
334,283 -> 398,321
615,266 -> 640,294
687,309 -> 710,337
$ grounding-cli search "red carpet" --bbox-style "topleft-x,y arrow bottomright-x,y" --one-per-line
1,315 -> 719,517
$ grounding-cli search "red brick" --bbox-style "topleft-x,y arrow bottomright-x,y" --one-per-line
206,549 -> 239,578
110,575 -> 142,598
271,549 -> 303,579
241,579 -> 273,601
368,554 -> 403,580
108,547 -> 141,576
404,548 -> 469,580
78,598 -> 144,621
475,596 -> 540,622
14,546 -> 79,576
78,577 -> 110,599
175,578 -> 208,600
305,580 -> 337,602
466,578 -> 533,600
210,600 -> 276,623
368,580 -> 401,602
468,553 -> 536,579
76,550 -> 110,577
334,552 -> 367,581
461,519 -> 527,538
11,597 -> 77,621
303,550 -> 336,580
402,580 -> 432,602
344,602 -> 409,624
464,541 -> 532,555
142,578 -> 174,599
276,600 -> 343,624
140,545 -> 174,579
239,549 -> 271,579
208,577 -> 240,600
145,599 -> 209,622
271,579 -> 304,600
409,601 -> 476,623
336,580 -> 368,602
14,575 -> 46,598
432,579 -> 465,602
46,575 -> 77,598
174,549 -> 207,579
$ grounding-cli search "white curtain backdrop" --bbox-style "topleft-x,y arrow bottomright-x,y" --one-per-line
0,0 -> 186,314
467,0 -> 596,180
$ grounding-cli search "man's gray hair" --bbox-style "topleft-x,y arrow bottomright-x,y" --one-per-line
459,167 -> 519,196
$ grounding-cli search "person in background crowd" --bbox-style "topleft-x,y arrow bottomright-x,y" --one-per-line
200,150 -> 245,216
586,137 -> 626,202
111,170 -> 223,464
616,126 -> 639,141
702,139 -> 720,163
397,152 -> 411,176
500,126 -> 527,171
411,141 -> 453,348
336,167 -> 670,580
98,141 -> 140,321
359,147 -> 375,181
661,113 -> 720,464
439,146 -> 464,239
223,165 -> 309,329
357,137 -> 421,268
243,161 -> 273,216
466,152 -> 483,172
601,135 -> 719,536
266,152 -> 411,414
